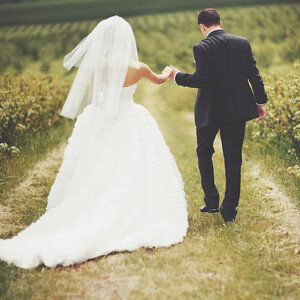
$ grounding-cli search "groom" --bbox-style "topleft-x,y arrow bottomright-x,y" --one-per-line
169,8 -> 268,223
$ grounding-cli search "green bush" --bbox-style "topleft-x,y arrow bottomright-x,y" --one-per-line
247,66 -> 300,173
0,72 -> 70,159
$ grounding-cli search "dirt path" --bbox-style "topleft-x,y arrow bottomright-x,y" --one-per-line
247,163 -> 300,242
0,143 -> 66,236
172,106 -> 300,245
210,123 -> 300,243
1,81 -> 299,299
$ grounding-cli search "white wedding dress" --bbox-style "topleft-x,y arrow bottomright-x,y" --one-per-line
0,84 -> 188,269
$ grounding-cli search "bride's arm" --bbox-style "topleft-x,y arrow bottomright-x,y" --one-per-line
139,62 -> 172,85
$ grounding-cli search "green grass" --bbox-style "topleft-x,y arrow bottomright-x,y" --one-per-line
0,3 -> 299,297
1,4 -> 299,75
0,119 -> 74,207
244,138 -> 300,208
0,80 -> 299,299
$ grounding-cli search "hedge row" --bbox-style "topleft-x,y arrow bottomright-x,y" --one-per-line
0,72 -> 70,160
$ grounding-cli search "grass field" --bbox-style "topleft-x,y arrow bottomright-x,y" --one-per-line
1,4 -> 299,72
0,80 -> 299,299
2,4 -> 298,199
0,1 -> 299,298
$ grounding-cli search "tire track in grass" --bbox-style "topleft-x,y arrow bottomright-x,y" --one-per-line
247,163 -> 300,243
181,103 -> 300,244
207,119 -> 300,244
142,81 -> 300,297
1,81 -> 299,299
0,143 -> 66,238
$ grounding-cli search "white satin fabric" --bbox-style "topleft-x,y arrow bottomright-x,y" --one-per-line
0,85 -> 188,269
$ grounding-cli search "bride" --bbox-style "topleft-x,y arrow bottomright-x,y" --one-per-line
0,16 -> 188,269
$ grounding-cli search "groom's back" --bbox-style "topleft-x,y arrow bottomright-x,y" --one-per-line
176,8 -> 267,127
194,30 -> 262,123
199,31 -> 250,89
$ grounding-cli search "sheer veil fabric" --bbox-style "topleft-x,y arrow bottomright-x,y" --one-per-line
0,16 -> 188,269
61,16 -> 139,120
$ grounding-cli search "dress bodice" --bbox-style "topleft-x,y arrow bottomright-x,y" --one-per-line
120,84 -> 136,99
118,84 -> 137,116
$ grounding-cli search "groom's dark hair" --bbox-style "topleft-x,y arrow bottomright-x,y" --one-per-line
198,8 -> 221,26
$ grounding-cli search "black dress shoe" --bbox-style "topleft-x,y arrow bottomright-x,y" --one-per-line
220,208 -> 237,223
200,205 -> 219,213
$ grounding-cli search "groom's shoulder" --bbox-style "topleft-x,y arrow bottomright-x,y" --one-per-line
226,33 -> 250,44
194,40 -> 209,52
194,33 -> 250,51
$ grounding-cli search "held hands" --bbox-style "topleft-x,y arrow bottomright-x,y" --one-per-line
161,65 -> 180,81
168,65 -> 179,80
162,66 -> 173,79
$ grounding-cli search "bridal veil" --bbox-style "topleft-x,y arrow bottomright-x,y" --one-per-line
61,16 -> 139,120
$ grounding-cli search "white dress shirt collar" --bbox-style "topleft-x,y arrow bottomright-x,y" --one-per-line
206,27 -> 223,37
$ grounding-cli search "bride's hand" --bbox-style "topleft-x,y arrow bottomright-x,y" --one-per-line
162,66 -> 173,79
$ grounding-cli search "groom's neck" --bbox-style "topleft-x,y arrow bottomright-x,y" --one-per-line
205,25 -> 223,38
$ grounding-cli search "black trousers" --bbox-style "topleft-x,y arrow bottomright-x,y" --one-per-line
196,119 -> 246,212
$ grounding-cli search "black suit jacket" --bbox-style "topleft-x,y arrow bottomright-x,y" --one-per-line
175,29 -> 268,128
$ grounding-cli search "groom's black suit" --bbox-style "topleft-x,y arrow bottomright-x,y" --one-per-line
175,29 -> 267,218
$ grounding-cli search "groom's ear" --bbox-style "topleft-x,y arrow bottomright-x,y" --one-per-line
199,24 -> 205,34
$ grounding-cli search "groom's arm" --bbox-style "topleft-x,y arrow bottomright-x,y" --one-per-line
246,41 -> 268,104
175,45 -> 209,89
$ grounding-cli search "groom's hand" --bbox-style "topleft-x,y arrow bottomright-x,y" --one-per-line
257,104 -> 266,121
169,65 -> 180,80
